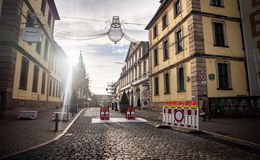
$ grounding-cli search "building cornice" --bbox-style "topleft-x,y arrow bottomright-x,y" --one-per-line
150,53 -> 245,77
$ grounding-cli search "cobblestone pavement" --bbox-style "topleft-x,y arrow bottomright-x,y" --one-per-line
6,108 -> 260,160
135,109 -> 260,145
0,107 -> 74,157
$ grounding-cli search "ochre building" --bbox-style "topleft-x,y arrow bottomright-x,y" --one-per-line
0,0 -> 66,117
146,0 -> 248,111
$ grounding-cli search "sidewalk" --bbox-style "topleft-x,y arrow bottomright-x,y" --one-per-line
0,107 -> 75,157
135,109 -> 260,147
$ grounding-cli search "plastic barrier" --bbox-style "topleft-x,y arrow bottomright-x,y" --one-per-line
162,100 -> 199,130
126,107 -> 135,119
100,106 -> 110,120
17,111 -> 38,120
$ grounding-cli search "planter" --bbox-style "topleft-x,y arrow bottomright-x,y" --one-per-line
119,104 -> 128,113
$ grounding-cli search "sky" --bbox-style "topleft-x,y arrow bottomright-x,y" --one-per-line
54,0 -> 160,95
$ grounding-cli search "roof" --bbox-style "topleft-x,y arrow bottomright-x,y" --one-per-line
145,0 -> 173,30
48,0 -> 60,20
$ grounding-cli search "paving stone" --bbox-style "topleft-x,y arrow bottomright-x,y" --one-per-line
6,108 -> 260,160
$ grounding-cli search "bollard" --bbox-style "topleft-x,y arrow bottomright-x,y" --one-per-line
55,113 -> 58,132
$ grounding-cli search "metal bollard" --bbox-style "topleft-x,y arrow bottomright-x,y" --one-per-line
55,113 -> 58,132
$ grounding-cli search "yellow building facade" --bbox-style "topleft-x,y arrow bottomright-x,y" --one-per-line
0,0 -> 65,116
146,0 -> 248,111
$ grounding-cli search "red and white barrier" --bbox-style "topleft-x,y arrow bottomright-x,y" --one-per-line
162,101 -> 199,130
100,106 -> 110,120
126,107 -> 135,119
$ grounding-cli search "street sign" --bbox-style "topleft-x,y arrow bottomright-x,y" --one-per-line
142,91 -> 149,99
22,27 -> 43,43
199,71 -> 207,81
142,100 -> 149,108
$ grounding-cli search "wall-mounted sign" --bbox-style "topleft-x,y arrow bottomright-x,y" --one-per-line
208,74 -> 215,80
22,27 -> 43,43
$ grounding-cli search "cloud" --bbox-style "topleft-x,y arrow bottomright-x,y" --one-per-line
54,0 -> 160,94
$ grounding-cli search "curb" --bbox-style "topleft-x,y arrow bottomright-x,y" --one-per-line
0,108 -> 86,160
202,130 -> 260,149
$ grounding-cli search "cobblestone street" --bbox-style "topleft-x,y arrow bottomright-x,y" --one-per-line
6,108 -> 260,160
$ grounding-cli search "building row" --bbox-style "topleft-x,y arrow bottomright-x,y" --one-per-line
0,0 -> 68,117
114,0 -> 260,113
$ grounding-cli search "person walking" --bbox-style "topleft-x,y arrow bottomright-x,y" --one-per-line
202,94 -> 211,121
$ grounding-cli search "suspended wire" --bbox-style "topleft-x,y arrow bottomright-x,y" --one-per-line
122,22 -> 146,26
123,34 -> 137,42
60,16 -> 108,23
55,33 -> 108,41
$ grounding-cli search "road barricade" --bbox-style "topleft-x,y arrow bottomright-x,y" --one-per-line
100,106 -> 110,120
162,100 -> 199,130
126,107 -> 135,119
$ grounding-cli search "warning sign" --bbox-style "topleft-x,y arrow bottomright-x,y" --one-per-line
142,91 -> 150,99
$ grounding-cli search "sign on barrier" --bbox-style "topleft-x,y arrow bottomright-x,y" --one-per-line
162,101 -> 199,130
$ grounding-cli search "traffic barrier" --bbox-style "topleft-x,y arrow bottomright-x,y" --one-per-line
126,107 -> 135,119
17,111 -> 38,120
163,100 -> 199,130
100,106 -> 110,120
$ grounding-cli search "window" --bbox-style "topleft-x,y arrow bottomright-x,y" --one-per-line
164,72 -> 170,94
0,0 -> 3,18
162,14 -> 168,29
153,25 -> 158,39
53,81 -> 56,97
41,71 -> 46,94
26,12 -> 34,27
213,22 -> 226,46
143,61 -> 147,75
154,48 -> 158,66
32,65 -> 39,92
41,0 -> 46,15
19,57 -> 29,90
49,79 -> 52,96
174,0 -> 181,16
47,10 -> 52,27
211,0 -> 222,7
176,30 -> 183,52
36,36 -> 42,54
154,77 -> 159,96
163,40 -> 169,60
177,67 -> 185,91
217,63 -> 230,89
44,38 -> 49,60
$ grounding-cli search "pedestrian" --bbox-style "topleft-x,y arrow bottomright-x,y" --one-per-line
202,94 -> 211,121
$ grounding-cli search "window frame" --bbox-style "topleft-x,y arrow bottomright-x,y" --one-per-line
174,0 -> 182,17
41,0 -> 46,15
44,38 -> 49,61
162,13 -> 168,30
41,71 -> 46,94
212,20 -> 228,47
153,24 -> 158,39
164,72 -> 170,94
177,66 -> 185,92
154,76 -> 159,96
163,39 -> 169,61
154,47 -> 158,66
0,0 -> 3,19
19,57 -> 29,90
32,65 -> 39,92
216,62 -> 232,90
176,29 -> 183,53
210,0 -> 224,7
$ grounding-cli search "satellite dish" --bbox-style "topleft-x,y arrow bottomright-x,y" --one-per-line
108,16 -> 124,44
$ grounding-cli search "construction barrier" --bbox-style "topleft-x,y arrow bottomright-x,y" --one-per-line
100,106 -> 110,120
17,111 -> 38,120
162,100 -> 199,130
126,107 -> 135,119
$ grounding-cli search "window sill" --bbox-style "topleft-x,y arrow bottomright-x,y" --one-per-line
177,90 -> 185,93
213,44 -> 229,48
164,92 -> 171,95
162,25 -> 168,31
163,58 -> 169,62
154,64 -> 159,67
154,94 -> 159,96
174,12 -> 181,18
19,88 -> 27,91
210,4 -> 224,8
32,90 -> 38,93
217,88 -> 233,90
176,49 -> 183,54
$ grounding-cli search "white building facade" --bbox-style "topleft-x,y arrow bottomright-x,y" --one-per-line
119,41 -> 150,109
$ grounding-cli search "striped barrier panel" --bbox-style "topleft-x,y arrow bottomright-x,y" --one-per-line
162,101 -> 199,130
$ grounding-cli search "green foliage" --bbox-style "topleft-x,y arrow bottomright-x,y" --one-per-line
120,91 -> 129,105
